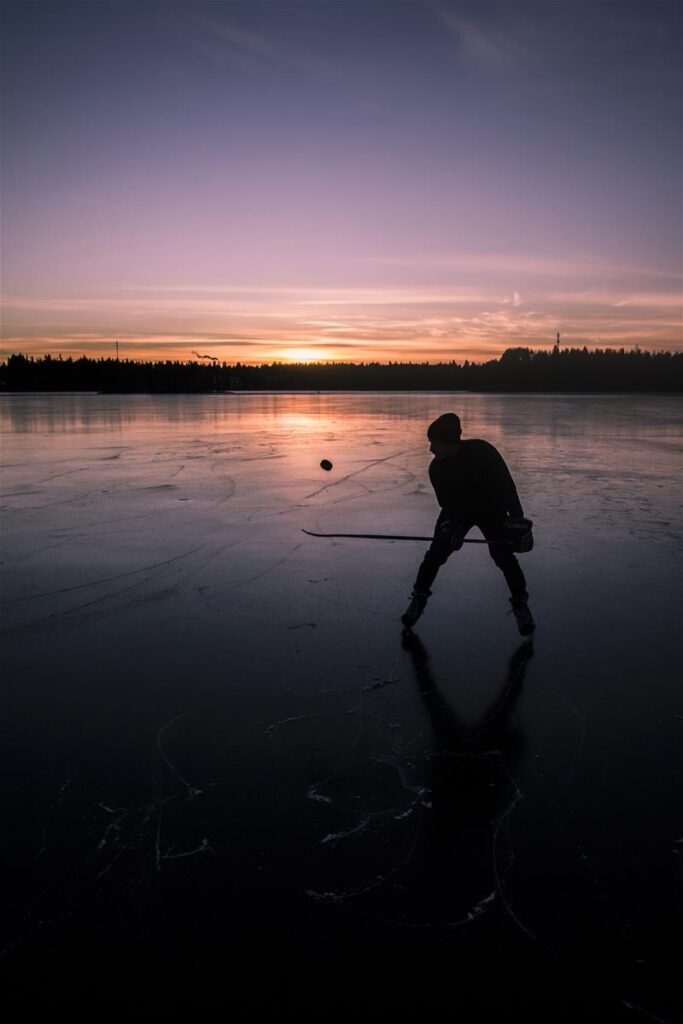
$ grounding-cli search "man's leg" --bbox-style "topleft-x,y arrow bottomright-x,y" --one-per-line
482,521 -> 527,599
480,519 -> 535,635
402,514 -> 470,629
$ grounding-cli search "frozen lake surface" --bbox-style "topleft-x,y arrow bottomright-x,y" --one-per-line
1,392 -> 681,1018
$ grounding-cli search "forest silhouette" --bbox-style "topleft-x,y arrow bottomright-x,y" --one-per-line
2,346 -> 681,393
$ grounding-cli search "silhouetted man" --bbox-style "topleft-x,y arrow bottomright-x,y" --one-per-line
402,413 -> 534,635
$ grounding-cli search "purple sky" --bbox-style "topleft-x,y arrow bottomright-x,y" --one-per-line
1,1 -> 681,363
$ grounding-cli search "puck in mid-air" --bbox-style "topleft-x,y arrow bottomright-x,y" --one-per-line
320,459 -> 333,472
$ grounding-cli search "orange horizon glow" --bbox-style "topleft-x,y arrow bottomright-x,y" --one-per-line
2,339 -> 680,367
1,273 -> 680,366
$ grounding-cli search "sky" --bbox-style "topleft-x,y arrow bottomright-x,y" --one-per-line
1,0 -> 681,365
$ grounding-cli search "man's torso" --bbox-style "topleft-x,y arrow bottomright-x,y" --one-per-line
428,439 -> 520,519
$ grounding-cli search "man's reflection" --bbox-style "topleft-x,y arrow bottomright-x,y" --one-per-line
398,634 -> 533,924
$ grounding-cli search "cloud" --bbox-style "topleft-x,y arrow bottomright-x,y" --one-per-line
2,277 -> 680,364
436,6 -> 526,73
500,291 -> 522,307
204,21 -> 280,63
359,250 -> 681,283
548,290 -> 682,311
195,13 -> 336,82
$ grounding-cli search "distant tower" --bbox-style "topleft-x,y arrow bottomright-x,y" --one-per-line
115,340 -> 119,361
556,332 -> 560,349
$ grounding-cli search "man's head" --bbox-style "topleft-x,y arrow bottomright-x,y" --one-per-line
427,413 -> 462,458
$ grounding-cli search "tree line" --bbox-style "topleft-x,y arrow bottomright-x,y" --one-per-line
1,346 -> 681,393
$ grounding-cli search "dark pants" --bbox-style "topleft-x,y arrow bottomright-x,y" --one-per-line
414,510 -> 527,601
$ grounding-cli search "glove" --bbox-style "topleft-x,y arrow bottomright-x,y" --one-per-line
449,523 -> 466,551
439,519 -> 465,551
505,516 -> 534,552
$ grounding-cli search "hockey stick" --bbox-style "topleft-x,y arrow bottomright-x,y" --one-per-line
301,528 -> 507,544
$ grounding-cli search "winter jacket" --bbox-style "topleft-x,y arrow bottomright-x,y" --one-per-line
428,439 -> 523,521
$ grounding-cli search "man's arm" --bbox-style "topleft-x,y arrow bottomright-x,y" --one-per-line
499,458 -> 524,519
484,443 -> 524,518
429,461 -> 469,550
428,458 -> 450,509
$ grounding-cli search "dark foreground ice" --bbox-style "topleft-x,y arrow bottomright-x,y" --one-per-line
1,392 -> 681,1019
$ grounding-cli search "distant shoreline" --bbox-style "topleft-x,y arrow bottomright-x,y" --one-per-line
2,388 -> 681,397
2,347 -> 681,394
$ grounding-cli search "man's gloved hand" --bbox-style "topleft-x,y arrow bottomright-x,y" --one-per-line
505,515 -> 534,552
449,522 -> 466,551
439,519 -> 466,551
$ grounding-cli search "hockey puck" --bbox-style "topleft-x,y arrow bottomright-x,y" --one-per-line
320,459 -> 333,471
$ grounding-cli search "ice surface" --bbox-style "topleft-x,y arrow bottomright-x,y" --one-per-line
1,392 -> 681,1018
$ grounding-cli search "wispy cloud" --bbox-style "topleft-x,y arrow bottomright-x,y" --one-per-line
205,22 -> 280,63
195,13 -> 337,82
360,251 -> 682,283
3,237 -> 681,366
436,6 -> 527,73
2,274 -> 680,365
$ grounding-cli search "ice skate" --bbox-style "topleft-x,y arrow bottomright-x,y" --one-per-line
510,596 -> 535,636
401,590 -> 430,630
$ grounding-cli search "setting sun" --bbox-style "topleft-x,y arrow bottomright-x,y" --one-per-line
281,348 -> 334,363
